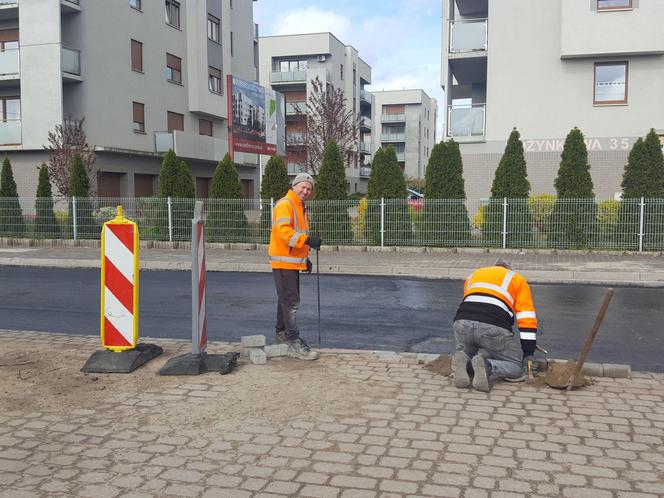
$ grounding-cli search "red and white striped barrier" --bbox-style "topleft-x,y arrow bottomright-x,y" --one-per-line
100,206 -> 139,352
192,202 -> 207,354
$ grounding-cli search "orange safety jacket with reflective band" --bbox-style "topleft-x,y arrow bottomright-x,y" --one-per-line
268,189 -> 310,270
454,266 -> 538,343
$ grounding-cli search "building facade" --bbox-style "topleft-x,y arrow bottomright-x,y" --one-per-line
371,89 -> 437,181
441,0 -> 664,200
258,32 -> 372,194
2,0 -> 260,199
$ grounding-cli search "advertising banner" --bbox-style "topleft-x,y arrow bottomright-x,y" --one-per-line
227,75 -> 280,155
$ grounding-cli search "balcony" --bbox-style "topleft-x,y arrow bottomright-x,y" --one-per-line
285,102 -> 306,116
61,0 -> 81,14
359,116 -> 371,130
287,163 -> 304,175
447,103 -> 485,139
0,0 -> 18,21
359,142 -> 371,154
270,70 -> 306,84
155,130 -> 229,162
360,89 -> 372,105
62,47 -> 82,81
0,119 -> 21,145
155,132 -> 174,152
396,151 -> 405,161
381,113 -> 405,123
0,48 -> 19,80
360,166 -> 371,178
381,133 -> 405,142
449,18 -> 488,54
286,132 -> 306,145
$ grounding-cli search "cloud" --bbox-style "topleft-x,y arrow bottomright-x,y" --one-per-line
271,6 -> 352,41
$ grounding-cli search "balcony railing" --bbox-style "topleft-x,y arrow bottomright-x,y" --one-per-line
381,133 -> 405,142
360,116 -> 372,129
396,151 -> 405,161
61,47 -> 80,75
285,102 -> 306,115
0,119 -> 21,145
381,113 -> 405,123
0,48 -> 19,76
449,18 -> 488,53
360,166 -> 371,177
447,103 -> 486,138
0,0 -> 18,5
287,163 -> 304,174
286,133 -> 306,145
270,70 -> 306,83
359,142 -> 371,154
360,89 -> 372,104
155,132 -> 174,152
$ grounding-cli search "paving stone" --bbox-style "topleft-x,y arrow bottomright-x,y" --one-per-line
241,335 -> 267,348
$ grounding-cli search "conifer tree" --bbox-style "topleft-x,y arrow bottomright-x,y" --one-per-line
419,141 -> 471,246
366,145 -> 411,245
34,164 -> 60,238
0,157 -> 25,237
548,127 -> 597,248
207,153 -> 249,242
259,155 -> 290,241
617,129 -> 664,249
68,154 -> 97,239
483,128 -> 532,246
157,150 -> 195,241
311,141 -> 351,243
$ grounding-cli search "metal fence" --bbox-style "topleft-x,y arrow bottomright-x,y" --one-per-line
1,196 -> 663,251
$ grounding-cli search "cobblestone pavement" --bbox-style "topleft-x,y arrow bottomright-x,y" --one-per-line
1,331 -> 663,498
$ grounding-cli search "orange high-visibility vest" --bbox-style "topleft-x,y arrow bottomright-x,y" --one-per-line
268,189 -> 310,271
456,266 -> 538,342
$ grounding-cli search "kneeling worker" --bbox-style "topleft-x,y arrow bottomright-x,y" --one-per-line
269,172 -> 321,360
452,259 -> 538,392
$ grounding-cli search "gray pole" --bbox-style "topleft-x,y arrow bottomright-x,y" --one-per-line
167,196 -> 173,242
191,201 -> 206,355
502,197 -> 508,249
72,196 -> 77,241
638,196 -> 645,252
380,198 -> 385,247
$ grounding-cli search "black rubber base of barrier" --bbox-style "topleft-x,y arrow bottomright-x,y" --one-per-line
81,343 -> 164,373
158,352 -> 239,375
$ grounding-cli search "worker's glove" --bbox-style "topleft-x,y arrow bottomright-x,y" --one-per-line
305,258 -> 313,274
521,339 -> 536,357
305,235 -> 322,250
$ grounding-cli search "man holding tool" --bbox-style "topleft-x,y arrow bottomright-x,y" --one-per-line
452,259 -> 538,392
268,172 -> 321,360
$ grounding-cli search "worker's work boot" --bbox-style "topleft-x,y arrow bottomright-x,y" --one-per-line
453,351 -> 471,388
471,355 -> 491,393
287,338 -> 319,361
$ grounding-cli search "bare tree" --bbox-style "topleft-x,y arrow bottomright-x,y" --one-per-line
289,77 -> 361,176
44,117 -> 96,196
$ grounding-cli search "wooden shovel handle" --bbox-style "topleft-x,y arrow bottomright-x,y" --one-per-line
567,288 -> 614,389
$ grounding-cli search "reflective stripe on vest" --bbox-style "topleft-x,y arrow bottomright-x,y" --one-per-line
275,217 -> 292,225
270,255 -> 307,264
274,197 -> 300,230
289,232 -> 300,248
520,331 -> 537,340
516,311 -> 537,320
464,294 -> 514,317
468,269 -> 516,305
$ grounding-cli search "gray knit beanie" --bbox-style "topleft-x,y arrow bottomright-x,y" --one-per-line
291,172 -> 315,188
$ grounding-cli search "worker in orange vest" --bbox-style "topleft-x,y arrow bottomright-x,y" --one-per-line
452,259 -> 538,392
268,172 -> 321,360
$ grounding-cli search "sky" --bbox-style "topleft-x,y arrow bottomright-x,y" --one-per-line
254,0 -> 445,139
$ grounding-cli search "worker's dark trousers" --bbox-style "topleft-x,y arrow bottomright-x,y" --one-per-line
273,269 -> 300,340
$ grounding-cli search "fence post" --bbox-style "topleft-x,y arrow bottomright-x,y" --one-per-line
380,197 -> 385,247
72,196 -> 78,241
501,197 -> 508,249
270,197 -> 274,228
167,196 -> 173,242
638,196 -> 645,252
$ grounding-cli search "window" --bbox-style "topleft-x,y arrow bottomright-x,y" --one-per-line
165,0 -> 180,28
340,64 -> 344,80
199,119 -> 213,136
230,32 -> 234,56
130,0 -> 141,10
597,0 -> 632,10
131,39 -> 143,72
166,53 -> 182,84
132,102 -> 145,132
0,97 -> 20,144
594,62 -> 628,104
207,14 -> 220,43
277,59 -> 307,72
167,111 -> 184,133
209,66 -> 222,94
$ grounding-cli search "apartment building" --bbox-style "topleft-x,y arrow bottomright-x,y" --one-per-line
2,0 -> 260,199
258,32 -> 372,193
372,89 -> 437,180
441,0 -> 664,200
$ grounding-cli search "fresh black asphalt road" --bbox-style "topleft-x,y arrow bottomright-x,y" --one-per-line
1,267 -> 662,372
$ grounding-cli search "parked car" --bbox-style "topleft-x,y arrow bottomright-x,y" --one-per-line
407,189 -> 424,211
